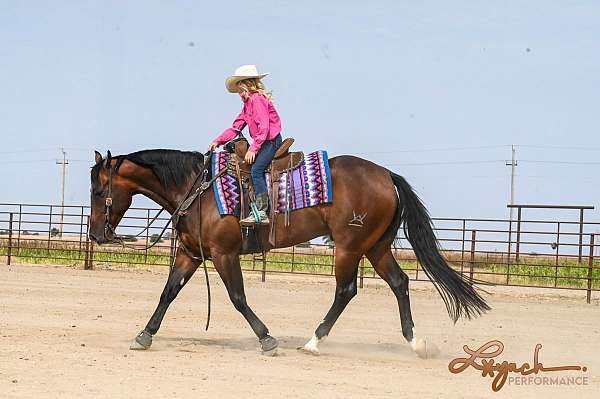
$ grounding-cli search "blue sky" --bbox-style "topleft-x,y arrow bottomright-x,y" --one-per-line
1,1 -> 599,222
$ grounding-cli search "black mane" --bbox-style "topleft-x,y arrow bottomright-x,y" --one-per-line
92,149 -> 206,189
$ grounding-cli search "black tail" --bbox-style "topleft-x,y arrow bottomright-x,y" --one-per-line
389,172 -> 490,322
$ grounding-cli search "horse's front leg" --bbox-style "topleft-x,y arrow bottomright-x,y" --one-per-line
212,251 -> 278,355
130,247 -> 199,350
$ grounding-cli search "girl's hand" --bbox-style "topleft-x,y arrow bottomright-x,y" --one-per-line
245,150 -> 256,164
208,142 -> 219,151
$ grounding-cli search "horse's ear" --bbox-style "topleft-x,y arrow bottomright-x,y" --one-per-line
94,150 -> 103,164
105,150 -> 112,169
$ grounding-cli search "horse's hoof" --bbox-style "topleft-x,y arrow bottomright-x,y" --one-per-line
130,330 -> 153,350
410,337 -> 439,359
259,335 -> 278,356
297,335 -> 322,356
297,345 -> 320,356
262,347 -> 278,357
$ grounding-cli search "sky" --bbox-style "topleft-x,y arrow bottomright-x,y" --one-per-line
1,1 -> 599,224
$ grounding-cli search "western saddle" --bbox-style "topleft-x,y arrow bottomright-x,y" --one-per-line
226,136 -> 304,176
223,135 -> 303,245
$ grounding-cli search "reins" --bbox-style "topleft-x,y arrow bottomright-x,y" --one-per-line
102,151 -> 222,330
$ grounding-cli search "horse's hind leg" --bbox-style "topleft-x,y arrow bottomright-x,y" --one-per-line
367,245 -> 432,357
130,248 -> 199,350
299,250 -> 361,355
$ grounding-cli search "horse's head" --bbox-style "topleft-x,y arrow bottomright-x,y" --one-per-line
89,150 -> 134,244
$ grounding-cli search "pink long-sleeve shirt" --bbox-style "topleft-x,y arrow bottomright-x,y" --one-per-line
214,92 -> 282,153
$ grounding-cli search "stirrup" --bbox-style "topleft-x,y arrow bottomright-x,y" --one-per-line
240,203 -> 260,226
240,212 -> 270,226
240,214 -> 257,226
240,204 -> 269,226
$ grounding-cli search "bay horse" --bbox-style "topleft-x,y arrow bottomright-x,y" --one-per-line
88,148 -> 489,357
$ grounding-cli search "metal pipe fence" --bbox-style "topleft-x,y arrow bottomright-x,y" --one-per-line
0,203 -> 598,303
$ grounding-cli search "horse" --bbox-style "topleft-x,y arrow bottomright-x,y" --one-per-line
88,148 -> 489,357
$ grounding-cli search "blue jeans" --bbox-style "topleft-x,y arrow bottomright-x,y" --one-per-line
251,134 -> 282,195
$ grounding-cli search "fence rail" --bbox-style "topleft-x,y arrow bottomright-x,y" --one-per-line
0,203 -> 598,303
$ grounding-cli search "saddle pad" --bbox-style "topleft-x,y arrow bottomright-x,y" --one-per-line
212,151 -> 241,215
212,150 -> 333,217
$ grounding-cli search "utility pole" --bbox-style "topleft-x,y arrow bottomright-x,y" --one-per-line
505,145 -> 518,259
506,145 -> 517,221
56,148 -> 68,237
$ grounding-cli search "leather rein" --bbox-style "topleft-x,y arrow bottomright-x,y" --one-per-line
102,151 -> 223,330
103,152 -> 219,248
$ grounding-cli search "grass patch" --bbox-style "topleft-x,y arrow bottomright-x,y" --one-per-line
485,258 -> 600,289
1,239 -> 598,290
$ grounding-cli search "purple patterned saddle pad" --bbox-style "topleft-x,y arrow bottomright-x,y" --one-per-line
212,150 -> 333,216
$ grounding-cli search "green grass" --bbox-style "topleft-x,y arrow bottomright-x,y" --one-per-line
484,258 -> 600,289
0,239 -> 172,267
1,239 -> 598,290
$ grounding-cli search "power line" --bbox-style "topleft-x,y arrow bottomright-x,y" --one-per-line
520,160 -> 600,165
0,158 -> 596,167
384,159 -> 505,167
348,143 -> 600,156
0,159 -> 55,164
0,159 -> 107,164
0,147 -> 114,157
516,144 -> 600,152
354,144 -> 511,155
1,144 -> 598,157
383,158 -> 599,167
0,148 -> 56,155
0,155 -> 598,167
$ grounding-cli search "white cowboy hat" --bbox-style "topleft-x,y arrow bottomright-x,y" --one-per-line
225,64 -> 269,93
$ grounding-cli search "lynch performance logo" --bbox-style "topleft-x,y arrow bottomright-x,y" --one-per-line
448,340 -> 588,392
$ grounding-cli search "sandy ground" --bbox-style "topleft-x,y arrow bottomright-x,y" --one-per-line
1,263 -> 599,399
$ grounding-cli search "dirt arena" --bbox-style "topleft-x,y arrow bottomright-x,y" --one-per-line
1,263 -> 598,398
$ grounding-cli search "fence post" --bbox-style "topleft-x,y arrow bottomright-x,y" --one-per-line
555,221 -> 561,265
291,245 -> 296,273
144,209 -> 150,264
7,213 -> 13,265
261,251 -> 266,283
554,221 -> 561,288
47,205 -> 53,254
359,256 -> 365,289
331,245 -> 335,275
578,209 -> 585,263
84,216 -> 93,270
515,207 -> 522,263
587,234 -> 595,304
17,204 -> 22,254
460,219 -> 466,276
169,226 -> 176,267
89,241 -> 95,270
78,206 -> 85,258
84,236 -> 91,269
469,230 -> 476,283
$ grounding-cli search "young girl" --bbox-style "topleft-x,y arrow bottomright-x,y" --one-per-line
208,65 -> 283,225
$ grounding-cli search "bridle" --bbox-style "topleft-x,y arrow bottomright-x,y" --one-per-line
101,153 -> 224,247
103,161 -> 117,240
102,161 -> 168,246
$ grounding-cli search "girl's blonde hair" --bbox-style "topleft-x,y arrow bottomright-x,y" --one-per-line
237,78 -> 273,101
